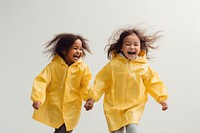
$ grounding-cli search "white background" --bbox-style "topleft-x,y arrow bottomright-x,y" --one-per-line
1,0 -> 200,133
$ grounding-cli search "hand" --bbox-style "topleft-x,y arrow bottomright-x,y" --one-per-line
160,101 -> 168,111
32,101 -> 41,110
84,98 -> 95,111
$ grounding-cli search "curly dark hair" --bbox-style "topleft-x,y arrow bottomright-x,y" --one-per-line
43,33 -> 91,59
105,26 -> 162,59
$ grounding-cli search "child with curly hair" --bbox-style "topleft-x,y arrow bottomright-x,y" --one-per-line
31,33 -> 92,133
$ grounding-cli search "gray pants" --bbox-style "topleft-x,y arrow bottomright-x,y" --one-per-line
111,124 -> 138,133
54,124 -> 72,133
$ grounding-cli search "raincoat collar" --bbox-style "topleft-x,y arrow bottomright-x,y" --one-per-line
115,50 -> 147,63
52,54 -> 83,66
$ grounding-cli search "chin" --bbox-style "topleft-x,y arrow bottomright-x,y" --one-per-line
128,56 -> 136,60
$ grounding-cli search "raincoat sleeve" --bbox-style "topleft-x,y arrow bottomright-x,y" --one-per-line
31,65 -> 51,104
89,63 -> 112,101
79,65 -> 92,101
143,66 -> 168,103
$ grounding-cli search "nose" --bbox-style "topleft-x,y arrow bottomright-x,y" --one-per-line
76,49 -> 82,54
130,43 -> 135,49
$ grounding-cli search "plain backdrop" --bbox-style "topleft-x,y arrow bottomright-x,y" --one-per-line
1,0 -> 200,133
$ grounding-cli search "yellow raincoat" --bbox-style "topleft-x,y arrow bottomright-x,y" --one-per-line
31,54 -> 92,131
90,52 -> 168,132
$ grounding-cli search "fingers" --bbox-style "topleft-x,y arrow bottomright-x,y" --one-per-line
32,101 -> 41,110
84,99 -> 94,111
160,102 -> 168,111
84,103 -> 93,111
162,104 -> 168,111
32,103 -> 38,110
85,106 -> 92,111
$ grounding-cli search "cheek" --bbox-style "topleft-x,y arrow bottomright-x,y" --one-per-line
124,47 -> 130,52
67,51 -> 75,57
80,52 -> 83,56
121,45 -> 128,51
137,46 -> 141,52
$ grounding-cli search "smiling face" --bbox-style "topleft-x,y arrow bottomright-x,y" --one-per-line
62,39 -> 83,65
121,34 -> 141,60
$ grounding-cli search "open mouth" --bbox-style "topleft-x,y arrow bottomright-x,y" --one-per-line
127,51 -> 136,55
73,55 -> 81,59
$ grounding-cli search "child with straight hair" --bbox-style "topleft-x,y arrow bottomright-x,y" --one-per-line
31,33 -> 92,133
84,26 -> 168,133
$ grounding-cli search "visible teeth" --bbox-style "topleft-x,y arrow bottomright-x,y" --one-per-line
128,52 -> 136,54
73,55 -> 80,59
74,55 -> 79,57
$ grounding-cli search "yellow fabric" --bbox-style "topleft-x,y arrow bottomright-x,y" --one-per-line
90,53 -> 168,132
31,54 -> 92,131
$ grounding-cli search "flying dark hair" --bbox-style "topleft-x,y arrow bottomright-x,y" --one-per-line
43,33 -> 91,59
105,26 -> 162,59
